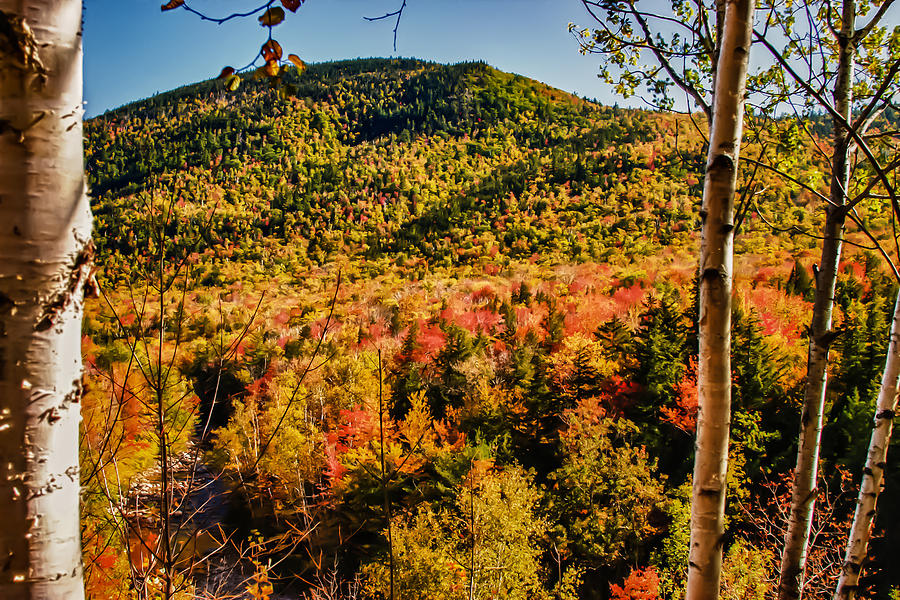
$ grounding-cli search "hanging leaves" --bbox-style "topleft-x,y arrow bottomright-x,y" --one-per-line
287,54 -> 306,72
161,0 -> 304,95
224,74 -> 241,91
263,60 -> 280,78
258,7 -> 285,27
261,40 -> 283,62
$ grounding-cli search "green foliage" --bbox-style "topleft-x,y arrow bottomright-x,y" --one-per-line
651,483 -> 691,600
719,539 -> 772,600
210,369 -> 323,487
85,59 -> 716,283
362,466 -> 546,600
826,282 -> 893,470
549,407 -> 665,570
632,293 -> 690,410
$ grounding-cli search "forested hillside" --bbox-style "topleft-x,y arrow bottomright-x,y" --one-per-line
80,59 -> 899,599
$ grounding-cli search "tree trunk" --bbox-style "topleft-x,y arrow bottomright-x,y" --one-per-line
833,291 -> 900,600
778,2 -> 854,598
685,0 -> 755,597
0,2 -> 91,599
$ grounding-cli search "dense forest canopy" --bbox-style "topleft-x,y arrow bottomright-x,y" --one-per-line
79,59 -> 899,599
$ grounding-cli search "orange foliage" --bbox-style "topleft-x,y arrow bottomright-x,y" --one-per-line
610,566 -> 660,600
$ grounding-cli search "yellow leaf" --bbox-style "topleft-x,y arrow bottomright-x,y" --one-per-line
264,60 -> 280,77
287,54 -> 306,72
258,6 -> 285,26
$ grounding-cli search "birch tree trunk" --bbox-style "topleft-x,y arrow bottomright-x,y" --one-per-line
0,2 -> 91,599
778,2 -> 854,598
832,291 -> 900,600
685,0 -> 755,597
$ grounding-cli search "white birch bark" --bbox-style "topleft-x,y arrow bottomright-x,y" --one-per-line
833,291 -> 900,600
686,0 -> 755,597
0,2 -> 91,599
778,2 -> 854,597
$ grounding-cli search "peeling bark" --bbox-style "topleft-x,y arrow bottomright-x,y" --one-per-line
833,292 -> 900,600
685,0 -> 756,598
0,2 -> 90,599
778,2 -> 855,598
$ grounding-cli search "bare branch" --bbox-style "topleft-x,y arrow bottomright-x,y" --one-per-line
364,0 -> 408,53
178,1 -> 273,25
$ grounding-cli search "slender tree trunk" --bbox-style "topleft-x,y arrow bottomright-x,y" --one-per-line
377,350 -> 394,600
157,232 -> 174,600
778,3 -> 854,598
833,291 -> 900,600
0,2 -> 91,599
686,0 -> 755,597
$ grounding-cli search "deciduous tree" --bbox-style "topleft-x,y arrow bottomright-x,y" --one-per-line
0,2 -> 92,599
688,1 -> 756,596
574,1 -> 757,596
745,1 -> 900,596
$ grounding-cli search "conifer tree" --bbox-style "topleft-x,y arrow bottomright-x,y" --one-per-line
835,292 -> 900,599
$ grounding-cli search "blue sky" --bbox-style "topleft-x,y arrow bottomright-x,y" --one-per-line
83,0 -> 627,117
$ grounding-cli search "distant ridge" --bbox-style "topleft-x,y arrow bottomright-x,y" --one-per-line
85,57 -> 827,284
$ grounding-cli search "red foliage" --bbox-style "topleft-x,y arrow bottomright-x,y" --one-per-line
609,566 -> 660,600
753,265 -> 779,286
414,321 -> 447,360
565,376 -> 642,428
309,316 -> 341,341
471,285 -> 497,303
513,304 -> 547,342
601,375 -> 642,416
357,319 -> 389,348
335,408 -> 376,448
323,435 -> 348,484
660,358 -> 698,433
273,309 -> 291,327
82,334 -> 98,369
612,283 -> 646,311
458,308 -> 502,334
246,368 -> 277,398
128,529 -> 160,577
840,259 -> 866,281
94,548 -> 117,570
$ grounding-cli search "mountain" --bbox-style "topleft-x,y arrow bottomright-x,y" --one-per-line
86,58 -> 836,283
